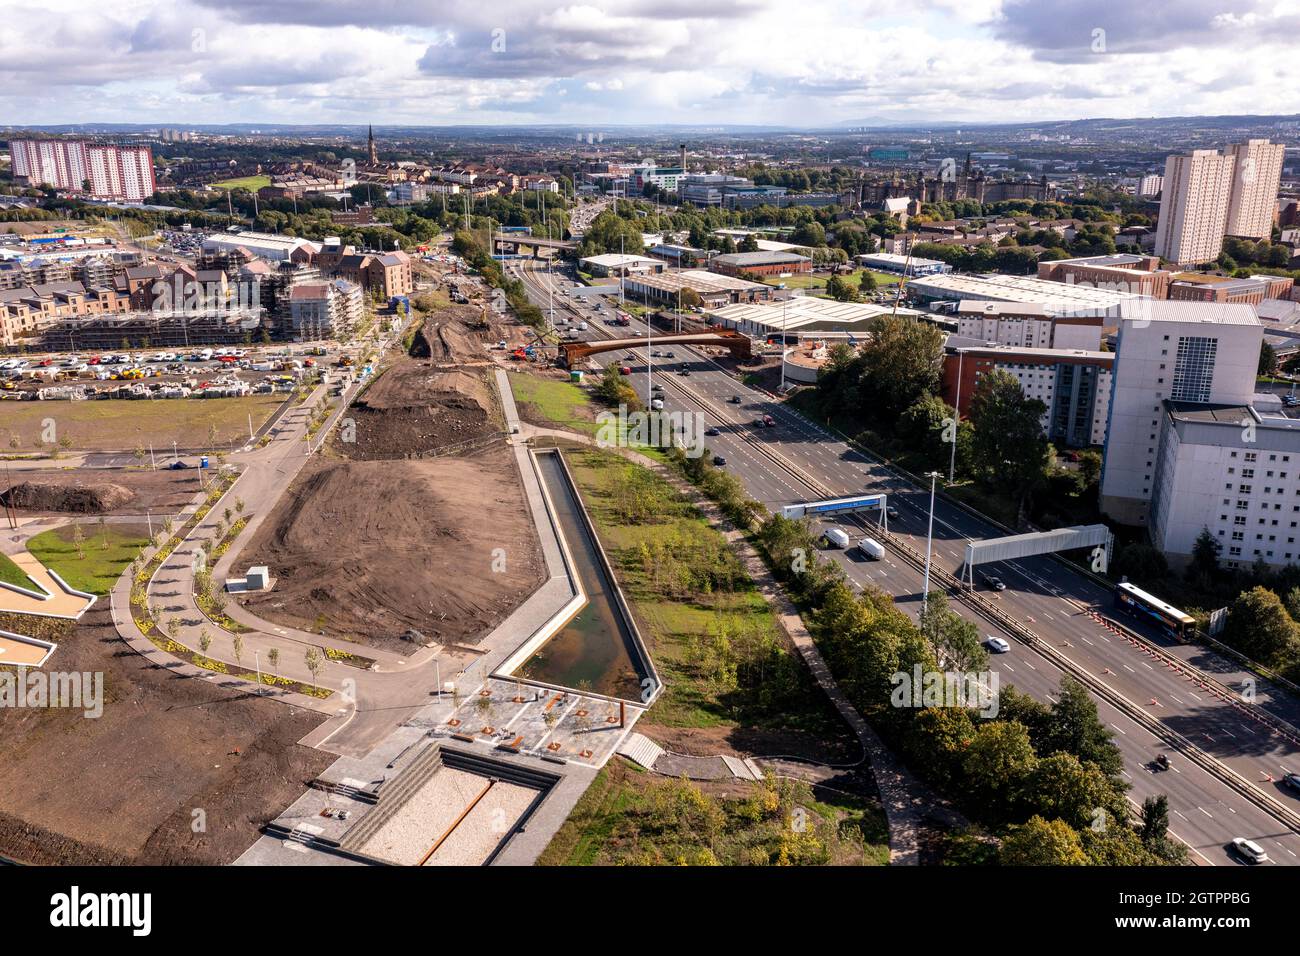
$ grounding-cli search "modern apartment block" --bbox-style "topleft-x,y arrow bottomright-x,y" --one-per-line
1099,301 -> 1262,526
1225,139 -> 1286,240
1153,150 -> 1236,266
1149,403 -> 1300,569
10,139 -> 156,202
941,343 -> 1113,448
955,300 -> 1104,351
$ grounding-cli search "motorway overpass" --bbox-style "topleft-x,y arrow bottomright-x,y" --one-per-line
493,233 -> 576,255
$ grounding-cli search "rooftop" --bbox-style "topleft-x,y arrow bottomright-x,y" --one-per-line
1135,300 -> 1261,327
907,272 -> 1143,316
708,296 -> 925,332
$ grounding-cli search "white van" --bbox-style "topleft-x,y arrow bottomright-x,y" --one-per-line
825,528 -> 851,549
857,537 -> 885,560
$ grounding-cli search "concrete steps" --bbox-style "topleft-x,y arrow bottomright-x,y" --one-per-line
340,744 -> 443,852
617,732 -> 665,770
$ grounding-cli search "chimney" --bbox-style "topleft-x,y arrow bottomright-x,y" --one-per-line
679,143 -> 686,173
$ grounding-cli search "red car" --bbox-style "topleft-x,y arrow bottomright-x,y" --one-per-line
619,366 -> 632,375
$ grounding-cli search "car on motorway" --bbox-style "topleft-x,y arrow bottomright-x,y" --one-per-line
1229,837 -> 1269,864
705,427 -> 721,437
665,351 -> 676,358
981,572 -> 1007,591
650,398 -> 664,410
652,383 -> 664,392
885,505 -> 900,521
984,636 -> 1011,654
619,366 -> 632,375
754,418 -> 769,428
728,395 -> 742,404
712,455 -> 727,466
1284,771 -> 1300,794
678,369 -> 690,376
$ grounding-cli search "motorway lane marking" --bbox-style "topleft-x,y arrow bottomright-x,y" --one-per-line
1123,663 -> 1136,673
1198,807 -> 1214,819
1109,723 -> 1128,735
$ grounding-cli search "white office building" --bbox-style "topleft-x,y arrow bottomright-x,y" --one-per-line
1150,404 -> 1300,570
1099,301 -> 1262,526
955,301 -> 1103,351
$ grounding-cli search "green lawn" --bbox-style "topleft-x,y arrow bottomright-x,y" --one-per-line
509,372 -> 598,437
564,447 -> 841,737
509,372 -> 672,464
211,175 -> 271,192
27,522 -> 151,595
0,552 -> 31,589
764,268 -> 903,293
538,760 -> 888,866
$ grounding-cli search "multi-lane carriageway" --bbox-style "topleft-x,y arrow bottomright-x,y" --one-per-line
514,258 -> 1300,865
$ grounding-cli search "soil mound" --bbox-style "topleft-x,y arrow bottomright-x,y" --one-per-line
239,448 -> 544,651
2,481 -> 135,513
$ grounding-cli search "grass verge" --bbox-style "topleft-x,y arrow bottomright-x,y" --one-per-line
28,522 -> 150,595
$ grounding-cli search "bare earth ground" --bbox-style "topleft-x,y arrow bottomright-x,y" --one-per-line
239,427 -> 544,655
0,607 -> 333,864
1,466 -> 202,517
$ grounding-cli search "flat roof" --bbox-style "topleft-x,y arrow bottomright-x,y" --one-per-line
1137,300 -> 1260,326
579,253 -> 660,267
906,273 -> 1140,314
624,269 -> 766,295
859,252 -> 949,268
712,250 -> 811,266
709,296 -> 924,331
956,300 -> 1052,318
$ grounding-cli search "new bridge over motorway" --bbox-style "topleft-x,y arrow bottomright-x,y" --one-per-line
558,329 -> 752,367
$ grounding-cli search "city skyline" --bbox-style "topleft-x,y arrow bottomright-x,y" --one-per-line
6,0 -> 1300,128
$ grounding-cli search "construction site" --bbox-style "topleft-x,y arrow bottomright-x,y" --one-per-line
236,303 -> 547,653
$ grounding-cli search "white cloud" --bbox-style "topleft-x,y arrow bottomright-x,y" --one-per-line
0,0 -> 1296,126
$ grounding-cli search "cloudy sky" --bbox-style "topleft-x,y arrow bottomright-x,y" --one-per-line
2,0 -> 1298,127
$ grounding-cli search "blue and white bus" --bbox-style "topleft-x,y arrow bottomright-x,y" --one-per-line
1114,582 -> 1195,641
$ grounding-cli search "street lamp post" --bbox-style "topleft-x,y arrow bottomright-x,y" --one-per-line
921,471 -> 941,615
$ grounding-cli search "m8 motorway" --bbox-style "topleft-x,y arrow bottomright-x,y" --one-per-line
514,257 -> 1300,865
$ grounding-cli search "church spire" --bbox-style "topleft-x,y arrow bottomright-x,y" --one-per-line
367,125 -> 378,165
